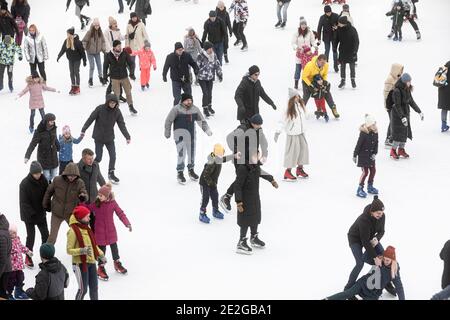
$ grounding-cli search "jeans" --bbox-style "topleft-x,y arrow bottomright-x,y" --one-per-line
0,64 -> 12,88
302,80 -> 335,108
98,243 -> 120,262
59,160 -> 73,175
327,281 -> 373,300
392,141 -> 406,149
198,80 -> 213,107
213,42 -> 224,65
323,39 -> 338,68
345,242 -> 384,290
294,63 -> 301,80
431,285 -> 450,300
87,53 -> 102,79
235,22 -> 247,46
200,185 -> 219,211
43,167 -> 58,183
240,225 -> 258,239
29,108 -> 45,129
73,263 -> 98,300
30,59 -> 46,81
25,221 -> 49,252
69,60 -> 81,86
175,136 -> 195,172
441,110 -> 448,122
171,80 -> 192,106
276,2 -> 290,22
340,62 -> 356,80
95,141 -> 116,172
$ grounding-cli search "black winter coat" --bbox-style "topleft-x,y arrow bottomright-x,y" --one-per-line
77,160 -> 106,203
317,13 -> 339,41
25,118 -> 60,170
19,173 -> 49,224
199,153 -> 233,187
11,2 -> 30,23
438,62 -> 450,110
390,80 -> 421,142
0,214 -> 12,276
353,126 -> 378,168
81,95 -> 130,144
335,24 -> 359,63
440,240 -> 450,289
386,5 -> 405,30
348,204 -> 385,259
201,17 -> 227,45
0,13 -> 18,37
162,51 -> 198,83
216,7 -> 232,49
26,257 -> 69,300
235,75 -> 276,121
103,49 -> 135,80
57,35 -> 86,64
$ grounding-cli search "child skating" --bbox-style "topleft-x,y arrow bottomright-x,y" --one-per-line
58,125 -> 84,174
386,1 -> 405,41
311,74 -> 330,122
131,40 -> 156,91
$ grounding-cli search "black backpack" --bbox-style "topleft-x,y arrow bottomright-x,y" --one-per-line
386,89 -> 395,111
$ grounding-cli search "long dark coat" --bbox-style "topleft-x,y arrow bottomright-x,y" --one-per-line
234,164 -> 262,228
353,125 -> 378,168
438,62 -> 450,110
235,75 -> 275,121
335,24 -> 359,63
19,173 -> 49,224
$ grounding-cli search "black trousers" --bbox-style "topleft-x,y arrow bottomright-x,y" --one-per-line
25,220 -> 49,252
240,225 -> 258,239
0,272 -> 10,299
0,64 -> 12,88
198,80 -> 213,107
302,80 -> 335,108
95,141 -> 116,172
200,185 -> 219,211
235,22 -> 247,46
386,109 -> 392,142
30,59 -> 47,81
98,243 -> 120,262
340,62 -> 356,80
29,108 -> 45,129
69,60 -> 81,86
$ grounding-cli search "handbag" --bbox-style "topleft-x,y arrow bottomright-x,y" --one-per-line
128,25 -> 138,40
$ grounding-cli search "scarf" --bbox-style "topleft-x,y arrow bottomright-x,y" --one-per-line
202,50 -> 214,63
71,222 -> 100,272
112,49 -> 121,60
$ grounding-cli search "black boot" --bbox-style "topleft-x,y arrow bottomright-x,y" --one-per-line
236,237 -> 252,255
274,21 -> 282,28
351,78 -> 357,89
208,105 -> 215,116
224,53 -> 229,64
338,79 -> 346,89
294,79 -> 299,89
188,169 -> 199,181
108,170 -> 120,184
177,171 -> 186,185
129,104 -> 138,115
203,106 -> 211,118
88,78 -> 93,87
119,96 -> 127,103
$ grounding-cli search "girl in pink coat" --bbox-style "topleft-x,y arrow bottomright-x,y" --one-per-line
131,40 -> 156,91
8,224 -> 33,299
84,183 -> 132,281
16,73 -> 59,133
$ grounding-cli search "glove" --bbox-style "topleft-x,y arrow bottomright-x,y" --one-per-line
127,225 -> 132,232
26,251 -> 33,258
130,74 -> 136,81
78,193 -> 87,203
163,76 -> 167,82
19,56 -> 22,61
126,139 -> 131,144
236,202 -> 244,213
206,129 -> 213,136
274,132 -> 280,143
271,180 -> 279,189
401,117 -> 408,127
353,156 -> 357,164
80,247 -> 92,256
98,255 -> 107,265
24,158 -> 29,164
272,104 -> 277,110
83,60 -> 87,67
420,112 -> 424,121
80,132 -> 85,138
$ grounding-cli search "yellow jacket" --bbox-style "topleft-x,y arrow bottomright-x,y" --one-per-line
301,56 -> 329,86
66,214 -> 104,265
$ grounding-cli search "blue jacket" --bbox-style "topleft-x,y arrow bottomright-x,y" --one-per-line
58,135 -> 82,162
358,264 -> 405,300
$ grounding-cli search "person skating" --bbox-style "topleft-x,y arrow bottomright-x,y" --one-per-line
389,73 -> 423,160
24,113 -> 60,182
0,34 -> 22,92
0,3 -> 18,39
433,61 -> 450,132
66,0 -> 91,31
125,12 -> 149,76
235,65 -> 277,123
387,0 -> 421,40
335,16 -> 359,89
162,42 -> 199,106
431,240 -> 450,300
23,24 -> 48,82
19,161 -> 49,268
291,17 -> 317,90
317,5 -> 339,72
103,40 -> 137,114
83,184 -> 131,280
229,0 -> 249,51
386,1 -> 405,41
164,93 -> 212,184
58,125 -> 83,174
311,74 -> 330,121
183,27 -> 202,84
201,10 -> 227,65
82,18 -> 106,88
25,243 -> 69,300
56,27 -> 87,95
302,54 -> 340,118
131,39 -> 156,91
196,41 -> 223,118
10,0 -> 30,45
339,3 -> 354,26
66,206 -> 106,300
216,1 -> 233,64
128,0 -> 151,25
6,224 -> 32,299
327,246 -> 405,300
275,0 -> 290,28
81,94 -> 131,184
383,63 -> 404,146
274,88 -> 309,182
0,212 -> 12,300
43,163 -> 87,245
353,114 -> 379,198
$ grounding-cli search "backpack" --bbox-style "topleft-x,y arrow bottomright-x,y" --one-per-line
433,67 -> 448,88
386,89 -> 395,111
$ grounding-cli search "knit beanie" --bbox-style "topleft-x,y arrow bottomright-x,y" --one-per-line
98,183 -> 112,198
338,16 -> 348,25
288,88 -> 300,100
67,27 -> 75,35
343,4 -> 350,11
209,10 -> 217,17
249,114 -> 263,125
40,243 -> 55,260
203,41 -> 213,51
181,93 -> 193,103
370,195 -> 385,212
8,224 -> 17,233
73,206 -> 90,221
144,40 -> 151,48
130,12 -> 138,19
174,42 -> 183,50
365,114 -> 376,127
30,161 -> 43,174
383,246 -> 396,260
299,16 -> 307,26
248,65 -> 260,76
324,5 -> 332,13
401,73 -> 412,83
213,144 -> 225,157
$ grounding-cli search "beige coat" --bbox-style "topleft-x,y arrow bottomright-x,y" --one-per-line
383,63 -> 404,108
125,22 -> 149,51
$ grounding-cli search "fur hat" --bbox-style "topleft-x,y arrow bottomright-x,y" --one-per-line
383,246 -> 396,260
44,113 -> 56,122
98,183 -> 112,198
203,41 -> 213,51
401,73 -> 412,83
248,65 -> 260,76
73,206 -> 90,221
40,243 -> 55,259
181,93 -> 193,103
213,144 -> 225,157
365,114 -> 376,127
30,161 -> 43,174
370,195 -> 385,212
249,114 -> 263,125
288,88 -> 301,99
324,5 -> 332,13
62,125 -> 71,135
343,4 -> 350,11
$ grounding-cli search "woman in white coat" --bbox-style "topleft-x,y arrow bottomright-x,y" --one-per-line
125,12 -> 149,75
274,88 -> 310,181
291,17 -> 316,89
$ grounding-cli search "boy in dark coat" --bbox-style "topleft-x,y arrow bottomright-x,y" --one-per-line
353,115 -> 379,198
335,16 -> 359,89
25,243 -> 69,300
386,1 -> 405,41
431,240 -> 450,300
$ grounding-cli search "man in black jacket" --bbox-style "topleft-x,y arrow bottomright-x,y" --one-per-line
431,240 -> 450,300
202,10 -> 227,65
19,161 -> 49,268
163,42 -> 199,106
81,94 -> 131,184
235,65 -> 277,123
335,16 -> 359,89
103,40 -> 137,115
0,212 -> 12,299
26,243 -> 69,300
317,5 -> 339,73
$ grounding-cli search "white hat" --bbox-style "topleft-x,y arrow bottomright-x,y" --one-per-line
288,88 -> 301,99
299,16 -> 307,26
365,114 -> 376,127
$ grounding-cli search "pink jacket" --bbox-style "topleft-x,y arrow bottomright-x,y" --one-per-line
85,200 -> 130,246
10,236 -> 30,271
18,78 -> 56,110
131,48 -> 156,70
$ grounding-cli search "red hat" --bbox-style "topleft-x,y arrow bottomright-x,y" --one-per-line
383,246 -> 396,261
98,183 -> 112,198
73,206 -> 90,221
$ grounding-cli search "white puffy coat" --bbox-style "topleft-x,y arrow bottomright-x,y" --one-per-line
276,103 -> 307,136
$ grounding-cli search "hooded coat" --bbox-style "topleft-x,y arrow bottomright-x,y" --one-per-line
26,257 -> 69,300
19,173 -> 49,224
438,62 -> 450,110
383,63 -> 404,109
335,23 -> 359,63
125,21 -> 149,51
0,36 -> 22,65
18,76 -> 56,109
23,31 -> 49,63
353,125 -> 378,167
0,214 -> 12,276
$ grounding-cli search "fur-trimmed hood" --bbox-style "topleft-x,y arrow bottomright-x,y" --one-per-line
25,75 -> 44,85
360,124 -> 378,134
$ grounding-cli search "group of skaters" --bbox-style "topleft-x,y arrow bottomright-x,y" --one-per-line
0,0 -> 449,301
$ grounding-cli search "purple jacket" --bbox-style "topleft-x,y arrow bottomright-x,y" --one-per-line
85,200 -> 130,246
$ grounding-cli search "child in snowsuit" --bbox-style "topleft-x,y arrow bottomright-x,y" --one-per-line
83,184 -> 131,281
131,40 -> 156,91
17,73 -> 57,133
311,74 -> 330,121
7,224 -> 32,300
198,144 -> 235,224
58,125 -> 84,175
386,1 -> 405,41
0,34 -> 22,92
353,114 -> 379,198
